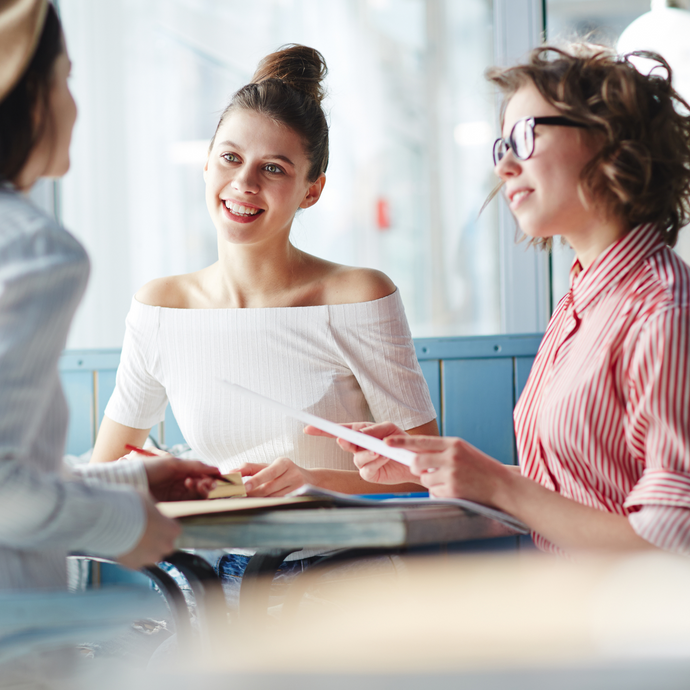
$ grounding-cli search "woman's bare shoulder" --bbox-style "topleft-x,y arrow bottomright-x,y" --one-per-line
135,271 -> 203,308
319,264 -> 396,305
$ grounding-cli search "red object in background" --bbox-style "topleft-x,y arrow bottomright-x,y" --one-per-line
376,197 -> 391,230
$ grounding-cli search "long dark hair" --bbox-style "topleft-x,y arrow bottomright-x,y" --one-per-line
210,44 -> 329,183
0,3 -> 63,184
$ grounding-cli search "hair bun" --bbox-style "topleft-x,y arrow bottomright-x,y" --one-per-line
251,44 -> 327,104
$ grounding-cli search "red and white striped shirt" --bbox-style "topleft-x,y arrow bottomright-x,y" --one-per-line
514,222 -> 690,555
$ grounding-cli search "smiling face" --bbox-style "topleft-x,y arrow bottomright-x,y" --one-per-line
495,81 -> 604,244
204,108 -> 324,248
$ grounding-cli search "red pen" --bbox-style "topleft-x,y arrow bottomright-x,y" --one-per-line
124,444 -> 158,457
124,444 -> 234,483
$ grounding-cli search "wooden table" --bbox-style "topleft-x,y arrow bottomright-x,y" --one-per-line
175,502 -> 520,551
164,501 -> 523,627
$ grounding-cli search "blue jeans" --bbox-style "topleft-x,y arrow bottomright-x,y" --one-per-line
158,550 -> 404,623
157,551 -> 321,614
215,553 -> 321,612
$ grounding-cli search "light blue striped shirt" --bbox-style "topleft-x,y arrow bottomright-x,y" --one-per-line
0,185 -> 147,590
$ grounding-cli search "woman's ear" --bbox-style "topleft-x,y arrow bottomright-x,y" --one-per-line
203,157 -> 209,182
299,174 -> 326,209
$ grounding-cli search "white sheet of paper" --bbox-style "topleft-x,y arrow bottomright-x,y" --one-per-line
222,382 -> 417,467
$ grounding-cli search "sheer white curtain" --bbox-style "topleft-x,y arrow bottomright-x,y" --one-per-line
58,0 -> 498,349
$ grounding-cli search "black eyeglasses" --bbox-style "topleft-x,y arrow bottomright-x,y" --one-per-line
492,116 -> 587,165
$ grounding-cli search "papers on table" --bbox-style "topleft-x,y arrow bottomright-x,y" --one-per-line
220,382 -> 417,467
207,472 -> 247,499
290,485 -> 529,533
158,485 -> 527,534
158,496 -> 316,519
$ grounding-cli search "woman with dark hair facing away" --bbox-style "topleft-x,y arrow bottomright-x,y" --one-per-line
0,0 -> 224,595
91,46 -> 437,590
313,43 -> 690,555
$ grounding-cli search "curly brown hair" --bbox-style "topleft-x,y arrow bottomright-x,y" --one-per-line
487,43 -> 690,247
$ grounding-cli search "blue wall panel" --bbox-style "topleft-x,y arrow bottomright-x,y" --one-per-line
96,562 -> 152,588
418,359 -> 441,429
164,405 -> 186,448
59,349 -> 189,452
415,334 -> 543,360
442,358 -> 516,465
61,370 -> 94,456
515,355 -> 536,403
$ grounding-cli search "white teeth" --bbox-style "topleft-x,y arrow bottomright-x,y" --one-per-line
512,190 -> 530,203
224,200 -> 259,215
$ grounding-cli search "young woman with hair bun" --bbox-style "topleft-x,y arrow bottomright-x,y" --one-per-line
324,43 -> 690,557
92,45 -> 438,593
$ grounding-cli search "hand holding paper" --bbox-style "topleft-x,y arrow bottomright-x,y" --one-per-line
305,421 -> 420,485
222,382 -> 417,467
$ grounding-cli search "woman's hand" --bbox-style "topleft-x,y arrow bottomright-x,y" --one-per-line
236,457 -> 315,497
130,450 -> 223,501
117,495 -> 181,569
385,435 -> 507,503
304,421 -> 418,485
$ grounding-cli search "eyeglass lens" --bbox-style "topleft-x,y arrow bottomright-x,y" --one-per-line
493,116 -> 587,165
513,118 -> 534,160
493,118 -> 535,165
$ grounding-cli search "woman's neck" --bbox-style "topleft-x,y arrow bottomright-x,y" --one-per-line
205,239 -> 314,308
564,212 -> 628,272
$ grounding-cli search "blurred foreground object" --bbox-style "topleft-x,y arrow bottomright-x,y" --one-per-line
0,586 -> 166,688
227,550 -> 690,674
12,551 -> 690,689
0,0 -> 48,101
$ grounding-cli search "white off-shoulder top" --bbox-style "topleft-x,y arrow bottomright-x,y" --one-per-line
105,290 -> 436,473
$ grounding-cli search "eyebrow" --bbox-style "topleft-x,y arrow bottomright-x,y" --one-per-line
217,140 -> 296,168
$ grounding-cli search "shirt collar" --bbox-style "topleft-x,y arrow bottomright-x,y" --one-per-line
568,223 -> 666,315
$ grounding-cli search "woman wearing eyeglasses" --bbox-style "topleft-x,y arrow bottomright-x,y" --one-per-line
311,44 -> 690,555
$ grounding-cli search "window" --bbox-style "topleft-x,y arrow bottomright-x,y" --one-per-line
58,0 -> 500,348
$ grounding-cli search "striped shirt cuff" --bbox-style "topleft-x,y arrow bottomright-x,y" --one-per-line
629,505 -> 690,555
69,486 -> 147,557
624,468 -> 690,510
73,457 -> 149,493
